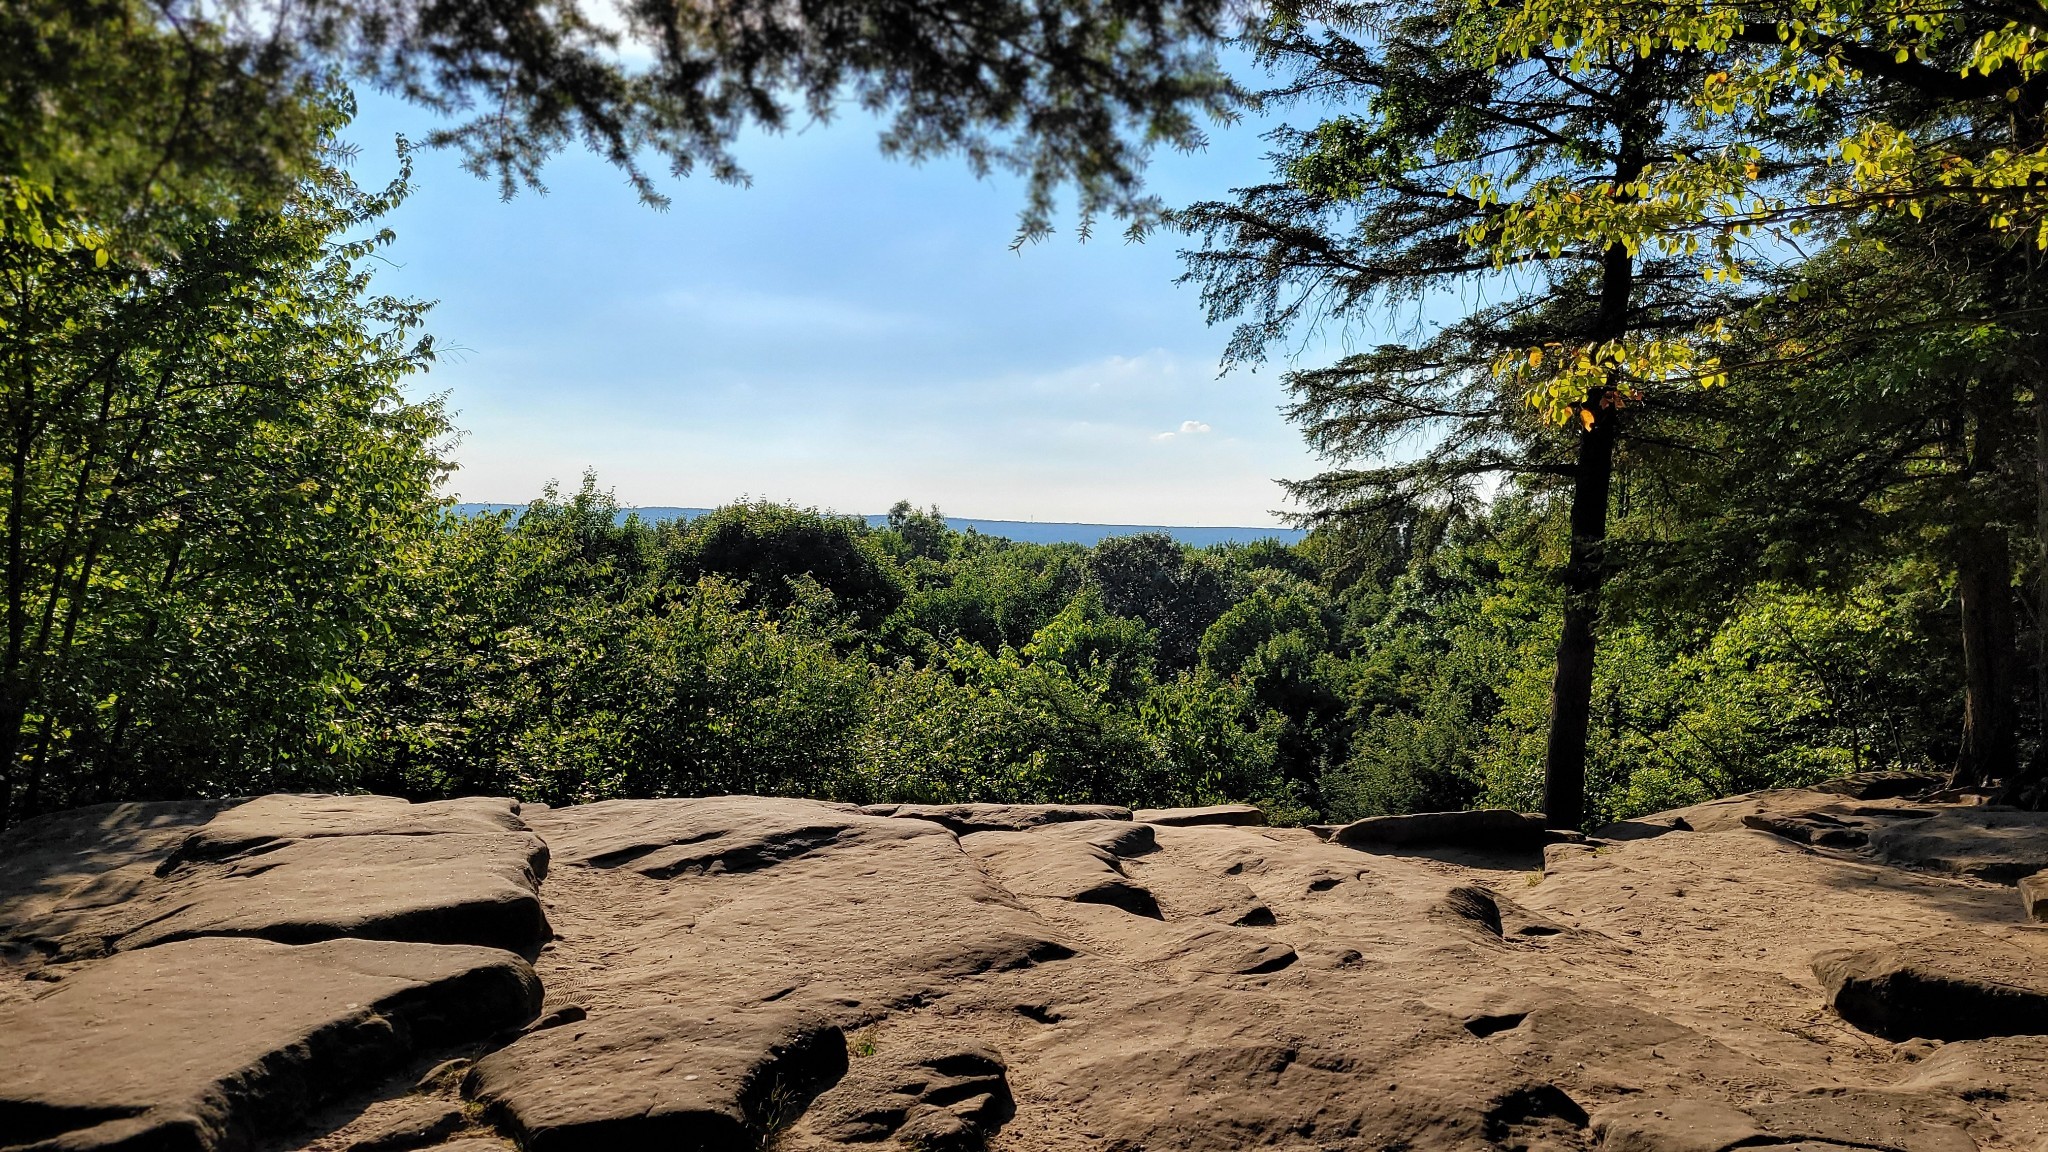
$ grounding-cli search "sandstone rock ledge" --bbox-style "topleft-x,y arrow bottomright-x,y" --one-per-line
4,786 -> 2048,1152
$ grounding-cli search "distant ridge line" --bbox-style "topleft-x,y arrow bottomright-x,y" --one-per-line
449,503 -> 1305,547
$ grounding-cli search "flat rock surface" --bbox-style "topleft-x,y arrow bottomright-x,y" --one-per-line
1665,788 -> 2048,882
1132,805 -> 1266,827
7,789 -> 2048,1151
855,802 -> 1131,834
6,795 -> 550,968
963,820 -> 1161,918
466,1004 -> 846,1152
1815,932 -> 2048,1040
339,1099 -> 462,1152
2025,869 -> 2048,921
173,795 -> 535,859
0,936 -> 539,1152
1332,807 -> 1553,849
0,799 -> 233,955
799,1040 -> 1012,1149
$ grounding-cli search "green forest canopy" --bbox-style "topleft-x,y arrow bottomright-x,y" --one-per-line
6,0 -> 2048,827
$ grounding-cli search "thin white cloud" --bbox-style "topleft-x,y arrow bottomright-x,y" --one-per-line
1154,419 -> 1213,441
1013,349 -> 1189,397
655,288 -> 923,336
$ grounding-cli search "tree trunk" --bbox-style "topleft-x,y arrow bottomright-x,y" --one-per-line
1536,53 -> 1654,828
0,695 -> 14,830
1999,366 -> 2048,805
1948,370 -> 2020,792
1543,402 -> 1618,829
2037,377 -> 2048,785
1998,100 -> 2048,806
0,358 -> 29,830
1539,115 -> 1639,829
1955,525 -> 2018,788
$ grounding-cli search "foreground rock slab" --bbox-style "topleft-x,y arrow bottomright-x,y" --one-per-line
799,1041 -> 1011,1150
466,1005 -> 845,1152
854,802 -> 1130,834
1815,932 -> 2048,1040
2020,869 -> 2048,921
0,936 -> 539,1152
173,795 -> 534,859
1132,804 -> 1266,827
11,787 -> 2048,1152
1332,808 -> 1553,850
1591,1091 -> 1978,1152
1677,789 -> 2048,883
11,796 -> 550,964
0,799 -> 231,960
528,797 -> 1077,1010
963,820 -> 1161,918
1591,1096 -> 1766,1152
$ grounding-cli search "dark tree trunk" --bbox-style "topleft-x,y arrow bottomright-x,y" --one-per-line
1543,401 -> 1618,829
2001,369 -> 2048,805
0,695 -> 14,830
1537,53 -> 1653,829
2039,368 -> 2048,755
1539,118 -> 1639,830
1948,369 -> 2020,791
1954,525 -> 2018,788
0,372 -> 28,830
1997,98 -> 2048,805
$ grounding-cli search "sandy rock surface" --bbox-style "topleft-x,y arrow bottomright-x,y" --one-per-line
5,783 -> 2048,1152
1,795 -> 550,968
0,936 -> 540,1152
1131,805 -> 1266,827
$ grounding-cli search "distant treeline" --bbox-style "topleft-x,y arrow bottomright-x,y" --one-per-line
452,505 -> 1308,549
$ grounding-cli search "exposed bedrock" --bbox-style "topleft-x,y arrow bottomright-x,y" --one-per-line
1673,788 -> 2048,883
1814,932 -> 2048,1041
963,819 -> 1162,918
1331,808 -> 1557,851
0,795 -> 550,1152
0,936 -> 539,1152
853,802 -> 1130,835
3,794 -> 551,963
1132,804 -> 1267,827
1590,1091 -> 1977,1152
8,787 -> 2048,1152
465,1005 -> 847,1152
799,1040 -> 1013,1150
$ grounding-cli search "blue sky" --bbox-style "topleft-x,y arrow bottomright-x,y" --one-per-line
341,88 -> 1337,526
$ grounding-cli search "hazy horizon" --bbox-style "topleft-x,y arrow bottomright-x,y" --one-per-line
450,502 -> 1309,546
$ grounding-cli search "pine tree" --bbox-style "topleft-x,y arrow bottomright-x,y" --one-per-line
1485,0 -> 2048,803
1175,0 -> 1723,825
4,0 -> 1242,234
